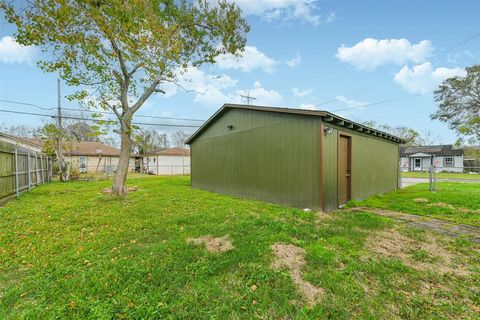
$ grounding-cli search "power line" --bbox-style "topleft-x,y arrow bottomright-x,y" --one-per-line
0,108 -> 201,128
331,92 -> 428,113
314,31 -> 480,110
0,99 -> 206,122
0,99 -> 55,111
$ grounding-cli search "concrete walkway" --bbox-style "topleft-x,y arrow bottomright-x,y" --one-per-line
401,177 -> 480,188
348,207 -> 480,244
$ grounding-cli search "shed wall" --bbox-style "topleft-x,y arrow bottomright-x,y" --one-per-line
191,108 -> 321,208
323,124 -> 399,211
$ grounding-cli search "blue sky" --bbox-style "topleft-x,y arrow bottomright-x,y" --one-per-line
0,0 -> 479,142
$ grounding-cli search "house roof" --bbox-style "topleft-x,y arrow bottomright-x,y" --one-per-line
0,132 -> 44,151
145,147 -> 190,157
21,138 -> 126,157
185,104 -> 405,144
400,145 -> 463,157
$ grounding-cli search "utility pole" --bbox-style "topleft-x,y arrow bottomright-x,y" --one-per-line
57,78 -> 64,181
240,92 -> 256,105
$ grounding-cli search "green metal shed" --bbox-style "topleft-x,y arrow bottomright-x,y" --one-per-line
186,104 -> 404,211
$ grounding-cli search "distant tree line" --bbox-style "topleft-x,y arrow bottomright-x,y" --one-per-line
361,121 -> 441,146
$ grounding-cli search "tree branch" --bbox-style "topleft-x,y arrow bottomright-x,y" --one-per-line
128,62 -> 144,78
130,77 -> 163,114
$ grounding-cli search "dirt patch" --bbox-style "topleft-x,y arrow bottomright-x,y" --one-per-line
315,211 -> 332,224
429,202 -> 455,210
271,243 -> 324,306
102,186 -> 139,194
365,229 -> 470,276
188,235 -> 234,253
428,202 -> 480,214
413,198 -> 429,203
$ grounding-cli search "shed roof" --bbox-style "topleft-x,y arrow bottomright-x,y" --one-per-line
400,145 -> 463,157
185,104 -> 405,144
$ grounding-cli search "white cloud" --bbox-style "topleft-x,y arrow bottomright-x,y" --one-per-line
216,46 -> 276,73
336,38 -> 432,71
286,52 -> 301,67
161,68 -> 282,107
394,62 -> 466,93
299,103 -> 317,110
160,66 -> 238,106
236,81 -> 283,105
446,50 -> 474,64
292,87 -> 313,97
218,0 -> 323,26
326,11 -> 336,23
335,96 -> 367,109
0,36 -> 35,64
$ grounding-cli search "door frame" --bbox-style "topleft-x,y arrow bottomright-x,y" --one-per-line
337,131 -> 352,207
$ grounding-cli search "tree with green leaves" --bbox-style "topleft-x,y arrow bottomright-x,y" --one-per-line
362,121 -> 422,146
431,64 -> 480,145
1,0 -> 249,194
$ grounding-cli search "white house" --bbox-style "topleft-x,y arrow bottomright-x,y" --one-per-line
143,147 -> 190,175
399,145 -> 464,173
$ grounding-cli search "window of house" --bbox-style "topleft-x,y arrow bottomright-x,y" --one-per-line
414,158 -> 421,168
444,156 -> 454,167
79,156 -> 87,168
153,158 -> 156,163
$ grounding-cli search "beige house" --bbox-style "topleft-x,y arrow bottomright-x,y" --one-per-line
23,139 -> 138,174
143,147 -> 190,175
63,141 -> 138,174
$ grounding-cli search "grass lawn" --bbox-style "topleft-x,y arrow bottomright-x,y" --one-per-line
402,171 -> 480,180
1,176 -> 479,319
349,182 -> 480,227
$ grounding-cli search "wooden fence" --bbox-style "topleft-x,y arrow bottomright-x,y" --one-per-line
0,141 -> 52,205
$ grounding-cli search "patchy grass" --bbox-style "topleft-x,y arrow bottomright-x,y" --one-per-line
349,183 -> 480,226
0,176 -> 478,319
402,171 -> 480,180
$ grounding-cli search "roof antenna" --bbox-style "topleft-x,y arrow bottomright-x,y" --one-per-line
240,92 -> 256,105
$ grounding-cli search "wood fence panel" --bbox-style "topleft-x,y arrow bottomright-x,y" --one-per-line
0,141 -> 52,205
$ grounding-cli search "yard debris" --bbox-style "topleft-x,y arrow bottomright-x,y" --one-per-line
303,208 -> 312,212
270,243 -> 324,306
365,228 -> 470,276
187,235 -> 234,253
102,186 -> 139,194
413,198 -> 429,203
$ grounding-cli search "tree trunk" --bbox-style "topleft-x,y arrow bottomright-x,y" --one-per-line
112,123 -> 132,195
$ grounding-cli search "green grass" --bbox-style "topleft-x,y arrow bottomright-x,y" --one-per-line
402,171 -> 480,180
0,176 -> 478,319
349,182 -> 480,226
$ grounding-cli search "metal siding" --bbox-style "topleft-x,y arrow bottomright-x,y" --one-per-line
323,130 -> 338,211
322,124 -> 399,210
350,134 -> 399,200
191,108 -> 321,209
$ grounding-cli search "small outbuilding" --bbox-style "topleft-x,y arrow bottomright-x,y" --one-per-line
186,104 -> 404,211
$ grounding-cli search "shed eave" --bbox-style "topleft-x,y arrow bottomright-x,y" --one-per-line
185,104 -> 405,144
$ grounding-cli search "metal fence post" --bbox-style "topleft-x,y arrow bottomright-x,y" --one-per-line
14,149 -> 19,197
27,151 -> 31,190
